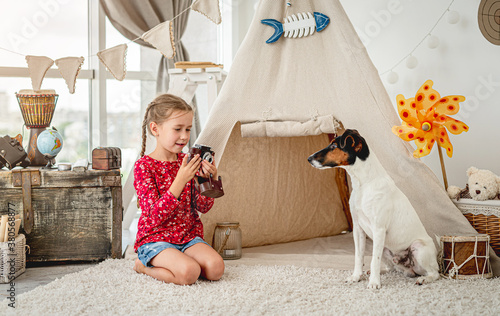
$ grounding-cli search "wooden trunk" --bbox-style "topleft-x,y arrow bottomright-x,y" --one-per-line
92,147 -> 121,170
0,168 -> 122,262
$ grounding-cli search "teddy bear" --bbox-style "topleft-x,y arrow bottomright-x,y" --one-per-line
447,167 -> 500,201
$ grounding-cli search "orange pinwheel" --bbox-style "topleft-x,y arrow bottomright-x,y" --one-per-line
392,80 -> 469,158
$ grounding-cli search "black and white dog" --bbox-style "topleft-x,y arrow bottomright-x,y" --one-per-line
308,129 -> 439,289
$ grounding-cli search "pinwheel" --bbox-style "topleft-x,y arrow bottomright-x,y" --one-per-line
392,79 -> 469,188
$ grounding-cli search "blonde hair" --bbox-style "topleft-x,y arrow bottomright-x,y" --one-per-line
140,94 -> 193,157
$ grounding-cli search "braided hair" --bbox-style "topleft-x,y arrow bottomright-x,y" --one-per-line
140,94 -> 193,157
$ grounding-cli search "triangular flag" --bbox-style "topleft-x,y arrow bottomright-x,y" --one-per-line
55,56 -> 85,94
25,55 -> 54,91
141,20 -> 176,59
192,0 -> 222,24
97,44 -> 127,81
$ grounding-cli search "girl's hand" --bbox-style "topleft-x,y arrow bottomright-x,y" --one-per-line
169,154 -> 201,199
199,159 -> 218,179
177,154 -> 201,185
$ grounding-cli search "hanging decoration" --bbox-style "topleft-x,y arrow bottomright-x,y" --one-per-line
386,71 -> 399,84
427,35 -> 440,49
192,0 -> 222,24
25,56 -> 54,91
97,44 -> 127,81
0,0 -> 222,92
405,55 -> 418,69
55,57 -> 85,94
447,10 -> 460,24
261,12 -> 330,44
380,0 -> 456,83
141,20 -> 176,59
392,79 -> 469,188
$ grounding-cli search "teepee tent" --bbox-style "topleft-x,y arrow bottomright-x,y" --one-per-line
196,0 -> 499,275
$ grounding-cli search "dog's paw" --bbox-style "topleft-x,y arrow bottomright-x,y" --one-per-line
416,273 -> 439,285
367,275 -> 381,289
345,274 -> 362,283
416,276 -> 425,285
367,280 -> 381,289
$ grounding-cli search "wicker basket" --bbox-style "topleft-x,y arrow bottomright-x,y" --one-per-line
0,234 -> 26,283
453,199 -> 500,256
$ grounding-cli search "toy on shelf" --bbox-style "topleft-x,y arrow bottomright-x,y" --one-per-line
448,167 -> 500,201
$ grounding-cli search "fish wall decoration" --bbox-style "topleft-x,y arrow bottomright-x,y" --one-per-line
261,12 -> 330,44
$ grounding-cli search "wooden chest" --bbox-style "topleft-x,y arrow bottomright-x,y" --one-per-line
0,168 -> 122,262
92,147 -> 121,170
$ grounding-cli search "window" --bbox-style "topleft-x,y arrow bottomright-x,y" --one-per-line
0,0 -> 156,186
0,0 -> 89,163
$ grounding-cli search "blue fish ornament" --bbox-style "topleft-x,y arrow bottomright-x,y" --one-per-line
261,12 -> 330,44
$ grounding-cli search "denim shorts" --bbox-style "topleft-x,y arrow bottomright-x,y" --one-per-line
137,237 -> 209,267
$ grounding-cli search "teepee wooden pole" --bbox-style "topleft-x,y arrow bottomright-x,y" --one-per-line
437,145 -> 448,190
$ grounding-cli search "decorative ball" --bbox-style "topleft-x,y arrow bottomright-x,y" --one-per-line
406,55 -> 418,69
447,11 -> 460,24
427,35 -> 440,49
387,71 -> 399,84
37,128 -> 63,158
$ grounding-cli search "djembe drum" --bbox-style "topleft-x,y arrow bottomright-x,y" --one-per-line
16,89 -> 58,166
440,235 -> 493,279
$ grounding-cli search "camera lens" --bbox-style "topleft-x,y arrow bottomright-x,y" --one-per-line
202,152 -> 213,163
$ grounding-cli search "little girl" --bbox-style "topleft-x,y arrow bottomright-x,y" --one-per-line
133,93 -> 224,285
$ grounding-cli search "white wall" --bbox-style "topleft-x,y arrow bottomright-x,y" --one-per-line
339,0 -> 500,187
233,0 -> 500,187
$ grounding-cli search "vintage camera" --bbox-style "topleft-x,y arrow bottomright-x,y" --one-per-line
188,144 -> 214,164
188,144 -> 224,198
0,135 -> 30,169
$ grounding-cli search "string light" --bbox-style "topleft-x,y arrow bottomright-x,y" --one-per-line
447,10 -> 460,24
380,0 -> 456,84
387,71 -> 399,84
427,35 -> 440,49
405,55 -> 418,69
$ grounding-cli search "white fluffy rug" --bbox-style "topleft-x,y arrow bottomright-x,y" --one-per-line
4,259 -> 500,315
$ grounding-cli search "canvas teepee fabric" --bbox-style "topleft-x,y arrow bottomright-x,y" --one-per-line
196,0 -> 499,275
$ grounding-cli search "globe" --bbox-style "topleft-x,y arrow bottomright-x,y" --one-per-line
37,128 -> 63,158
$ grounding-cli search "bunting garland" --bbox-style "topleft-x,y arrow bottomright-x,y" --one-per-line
25,55 -> 54,91
141,20 -> 176,59
192,0 -> 222,25
97,44 -> 127,81
55,57 -> 85,94
0,0 -> 220,93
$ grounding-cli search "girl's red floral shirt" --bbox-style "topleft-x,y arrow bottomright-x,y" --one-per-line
134,154 -> 214,252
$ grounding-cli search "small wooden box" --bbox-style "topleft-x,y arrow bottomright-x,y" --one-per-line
0,168 -> 122,262
92,147 -> 121,170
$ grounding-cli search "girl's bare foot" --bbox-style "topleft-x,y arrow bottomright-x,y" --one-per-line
134,258 -> 146,274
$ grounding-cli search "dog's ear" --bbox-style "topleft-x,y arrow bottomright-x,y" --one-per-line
341,129 -> 369,160
340,134 -> 355,149
340,130 -> 360,150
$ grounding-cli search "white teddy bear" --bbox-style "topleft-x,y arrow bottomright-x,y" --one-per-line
447,167 -> 500,201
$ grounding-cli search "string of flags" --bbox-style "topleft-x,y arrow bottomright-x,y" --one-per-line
0,0 -> 221,94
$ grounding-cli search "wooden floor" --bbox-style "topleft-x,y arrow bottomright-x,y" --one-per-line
1,228 -> 136,297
